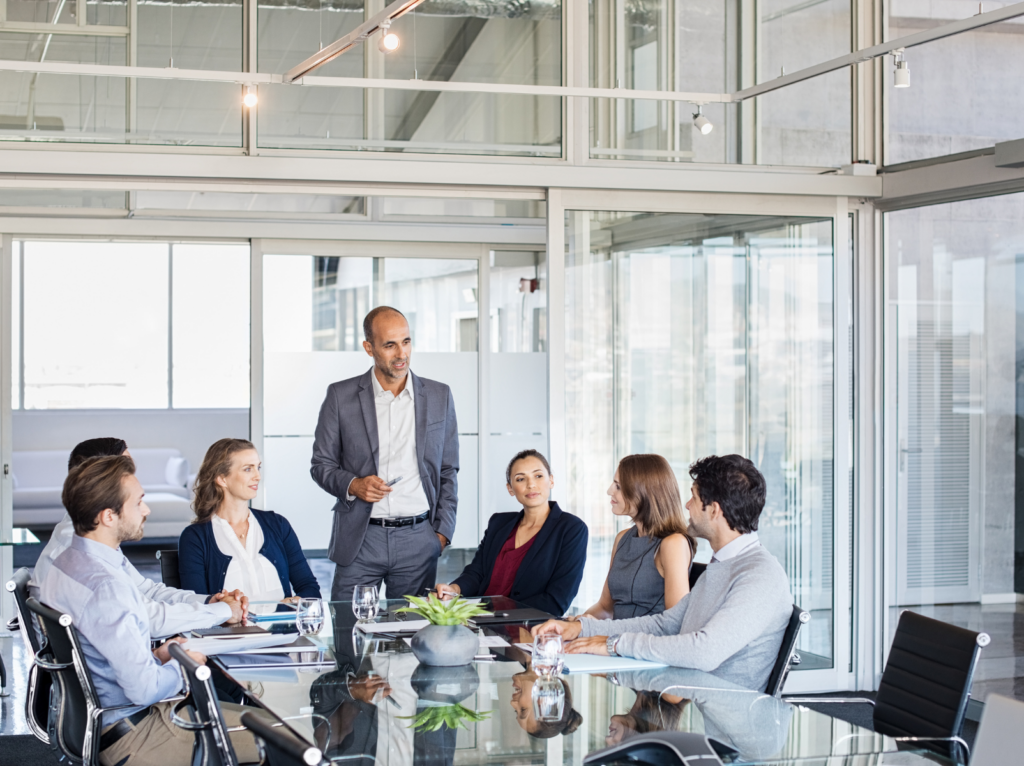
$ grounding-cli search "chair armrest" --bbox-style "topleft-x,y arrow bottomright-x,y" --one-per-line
33,655 -> 73,672
891,735 -> 969,759
784,696 -> 875,706
168,698 -> 208,732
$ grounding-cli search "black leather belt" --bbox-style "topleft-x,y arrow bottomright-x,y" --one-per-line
368,511 -> 429,528
100,707 -> 153,751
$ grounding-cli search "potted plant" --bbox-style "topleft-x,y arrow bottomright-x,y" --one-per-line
395,594 -> 491,666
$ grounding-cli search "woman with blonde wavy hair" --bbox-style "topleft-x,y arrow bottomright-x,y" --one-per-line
177,438 -> 321,604
577,454 -> 695,620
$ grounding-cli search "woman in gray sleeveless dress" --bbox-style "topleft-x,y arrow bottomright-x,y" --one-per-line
577,454 -> 696,621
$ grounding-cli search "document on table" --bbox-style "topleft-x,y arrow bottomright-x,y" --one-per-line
182,634 -> 297,655
513,643 -> 668,674
356,620 -> 430,633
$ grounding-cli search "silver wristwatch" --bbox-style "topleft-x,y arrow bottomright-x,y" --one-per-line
606,635 -> 621,656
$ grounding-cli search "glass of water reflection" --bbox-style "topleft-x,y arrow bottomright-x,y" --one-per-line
531,675 -> 566,722
532,633 -> 564,677
352,585 -> 380,622
296,598 -> 324,636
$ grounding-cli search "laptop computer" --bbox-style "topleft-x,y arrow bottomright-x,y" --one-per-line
971,693 -> 1024,766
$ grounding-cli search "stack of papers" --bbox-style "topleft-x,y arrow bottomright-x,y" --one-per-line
182,634 -> 298,656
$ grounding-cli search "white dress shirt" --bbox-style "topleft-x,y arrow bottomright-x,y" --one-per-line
31,513 -> 229,639
212,511 -> 286,604
348,369 -> 430,519
710,531 -> 761,563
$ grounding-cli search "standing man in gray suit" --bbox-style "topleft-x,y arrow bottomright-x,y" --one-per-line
311,306 -> 459,602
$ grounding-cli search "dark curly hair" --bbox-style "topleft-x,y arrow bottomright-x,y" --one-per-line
688,454 -> 766,534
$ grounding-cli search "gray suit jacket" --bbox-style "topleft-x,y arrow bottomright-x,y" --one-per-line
310,369 -> 459,567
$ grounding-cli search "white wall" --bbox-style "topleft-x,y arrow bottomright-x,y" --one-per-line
12,408 -> 250,474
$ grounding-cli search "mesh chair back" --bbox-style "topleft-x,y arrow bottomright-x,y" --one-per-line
156,549 -> 181,589
764,605 -> 809,697
27,596 -> 98,762
6,569 -> 52,742
168,642 -> 239,766
688,562 -> 707,590
241,711 -> 324,766
873,610 -> 988,743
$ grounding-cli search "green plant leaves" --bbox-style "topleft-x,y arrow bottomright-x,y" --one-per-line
399,703 -> 493,732
394,594 -> 492,626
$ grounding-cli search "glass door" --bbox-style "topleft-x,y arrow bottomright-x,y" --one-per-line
559,201 -> 850,690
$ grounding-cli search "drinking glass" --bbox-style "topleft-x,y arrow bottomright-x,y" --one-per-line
532,633 -> 564,677
531,675 -> 566,722
352,585 -> 380,622
295,598 -> 324,636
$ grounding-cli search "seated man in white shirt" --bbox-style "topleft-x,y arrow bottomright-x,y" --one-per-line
31,437 -> 246,637
533,455 -> 793,692
40,455 -> 267,766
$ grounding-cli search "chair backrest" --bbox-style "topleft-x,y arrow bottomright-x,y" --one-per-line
6,569 -> 52,743
971,693 -> 1024,766
873,610 -> 988,744
764,604 -> 809,697
688,562 -> 707,590
169,642 -> 239,766
156,549 -> 181,589
26,596 -> 99,762
241,711 -> 324,766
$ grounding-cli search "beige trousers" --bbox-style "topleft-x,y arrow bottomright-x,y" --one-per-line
98,700 -> 270,766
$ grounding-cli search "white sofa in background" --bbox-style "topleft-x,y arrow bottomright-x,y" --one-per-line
12,448 -> 194,537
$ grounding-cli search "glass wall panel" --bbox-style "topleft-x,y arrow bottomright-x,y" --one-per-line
566,210 -> 835,666
888,6 -> 1024,165
22,241 -> 170,409
589,0 -> 851,166
262,252 -> 480,553
0,190 -> 127,210
886,192 -> 1024,700
6,0 -> 127,26
258,2 -> 561,156
134,191 -> 364,216
171,244 -> 251,409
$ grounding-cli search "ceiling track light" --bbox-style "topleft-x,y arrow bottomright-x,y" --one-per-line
892,49 -> 910,89
243,84 -> 258,108
378,21 -> 400,54
692,105 -> 713,135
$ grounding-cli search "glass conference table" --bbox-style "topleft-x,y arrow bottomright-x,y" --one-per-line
216,600 -> 954,766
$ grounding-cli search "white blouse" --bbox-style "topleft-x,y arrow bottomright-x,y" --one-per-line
211,511 -> 286,605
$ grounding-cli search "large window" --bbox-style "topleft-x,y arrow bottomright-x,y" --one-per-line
565,210 -> 837,666
13,240 -> 250,409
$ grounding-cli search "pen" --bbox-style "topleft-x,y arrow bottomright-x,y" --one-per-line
385,476 -> 403,487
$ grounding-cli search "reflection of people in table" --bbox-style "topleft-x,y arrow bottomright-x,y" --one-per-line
605,690 -> 689,746
510,668 -> 583,739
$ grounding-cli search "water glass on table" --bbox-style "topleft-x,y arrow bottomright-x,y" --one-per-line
533,633 -> 564,677
352,585 -> 380,622
296,598 -> 325,636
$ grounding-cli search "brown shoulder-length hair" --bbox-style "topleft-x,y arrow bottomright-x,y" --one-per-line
618,454 -> 696,556
192,438 -> 256,524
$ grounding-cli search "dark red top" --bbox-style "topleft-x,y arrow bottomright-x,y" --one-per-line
482,523 -> 537,597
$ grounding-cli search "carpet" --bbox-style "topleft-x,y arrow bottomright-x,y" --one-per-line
0,735 -> 63,766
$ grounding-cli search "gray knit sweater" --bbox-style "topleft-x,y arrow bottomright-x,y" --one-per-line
580,545 -> 793,692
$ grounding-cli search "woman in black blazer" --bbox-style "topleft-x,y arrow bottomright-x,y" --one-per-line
435,450 -> 588,616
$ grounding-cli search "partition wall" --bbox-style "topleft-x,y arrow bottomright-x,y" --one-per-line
1,0 -> 1023,699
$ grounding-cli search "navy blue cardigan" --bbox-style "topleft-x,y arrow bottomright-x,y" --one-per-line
451,501 -> 587,616
177,509 -> 322,599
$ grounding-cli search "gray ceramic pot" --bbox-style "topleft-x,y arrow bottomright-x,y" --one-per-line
410,624 -> 479,667
410,663 -> 480,704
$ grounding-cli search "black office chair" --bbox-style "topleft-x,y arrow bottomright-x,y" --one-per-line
241,710 -> 325,766
688,562 -> 706,590
764,604 -> 809,697
6,568 -> 52,742
168,641 -> 239,766
156,548 -> 181,588
788,610 -> 988,761
26,596 -> 146,766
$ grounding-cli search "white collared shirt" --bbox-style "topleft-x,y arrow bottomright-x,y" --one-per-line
354,369 -> 430,519
710,531 -> 761,563
212,511 -> 285,604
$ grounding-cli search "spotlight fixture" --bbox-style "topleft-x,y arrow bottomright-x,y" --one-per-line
378,21 -> 400,53
692,105 -> 713,135
243,85 -> 258,108
893,49 -> 910,89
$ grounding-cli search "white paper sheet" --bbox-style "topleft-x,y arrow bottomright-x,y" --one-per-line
478,635 -> 509,648
181,634 -> 297,655
355,620 -> 430,633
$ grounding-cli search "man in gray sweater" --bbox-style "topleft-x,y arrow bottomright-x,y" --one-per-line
533,454 -> 793,693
